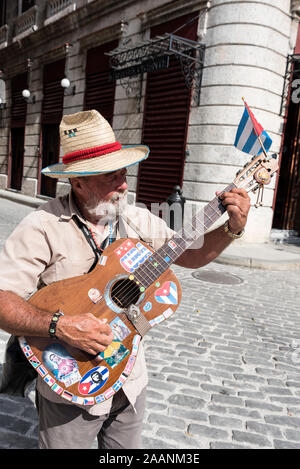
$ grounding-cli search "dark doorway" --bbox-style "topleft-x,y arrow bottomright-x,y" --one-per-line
9,72 -> 27,191
10,127 -> 25,191
273,76 -> 300,234
40,124 -> 60,198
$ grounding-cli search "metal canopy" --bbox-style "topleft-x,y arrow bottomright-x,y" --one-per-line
106,33 -> 205,101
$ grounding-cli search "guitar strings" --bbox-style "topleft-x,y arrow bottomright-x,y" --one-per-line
88,191 -> 230,314
101,203 -> 218,308
99,194 -> 224,308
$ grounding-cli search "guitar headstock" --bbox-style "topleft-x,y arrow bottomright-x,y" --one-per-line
233,154 -> 279,194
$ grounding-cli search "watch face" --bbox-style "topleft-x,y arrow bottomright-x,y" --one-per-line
254,168 -> 271,185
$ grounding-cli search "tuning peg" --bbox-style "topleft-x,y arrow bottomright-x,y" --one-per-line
271,154 -> 277,159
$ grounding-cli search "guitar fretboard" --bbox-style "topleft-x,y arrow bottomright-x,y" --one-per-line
134,183 -> 236,288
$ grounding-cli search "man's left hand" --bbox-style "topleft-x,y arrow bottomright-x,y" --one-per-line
218,188 -> 251,234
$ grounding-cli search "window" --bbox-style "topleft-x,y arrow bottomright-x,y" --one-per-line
17,0 -> 35,16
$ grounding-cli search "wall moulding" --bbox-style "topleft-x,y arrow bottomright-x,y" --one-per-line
35,43 -> 70,67
1,59 -> 29,80
79,21 -> 126,51
141,0 -> 209,31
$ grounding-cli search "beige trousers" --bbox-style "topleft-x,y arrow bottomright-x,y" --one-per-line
35,387 -> 146,449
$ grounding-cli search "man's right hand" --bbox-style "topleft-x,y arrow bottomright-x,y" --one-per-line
56,313 -> 114,356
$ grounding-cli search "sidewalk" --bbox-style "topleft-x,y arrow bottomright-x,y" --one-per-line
1,188 -> 300,271
216,242 -> 300,271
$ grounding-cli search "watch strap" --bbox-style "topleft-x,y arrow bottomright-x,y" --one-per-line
49,310 -> 64,339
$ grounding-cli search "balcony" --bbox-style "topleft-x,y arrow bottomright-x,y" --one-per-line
13,5 -> 38,42
44,0 -> 77,26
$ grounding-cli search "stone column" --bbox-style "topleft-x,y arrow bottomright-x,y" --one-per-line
184,0 -> 293,242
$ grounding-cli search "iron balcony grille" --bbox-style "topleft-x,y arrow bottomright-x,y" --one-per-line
280,54 -> 300,116
106,33 -> 206,93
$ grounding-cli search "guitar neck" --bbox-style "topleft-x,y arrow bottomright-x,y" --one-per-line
133,183 -> 236,288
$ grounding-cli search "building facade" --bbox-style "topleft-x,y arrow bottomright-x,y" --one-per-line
0,0 -> 299,242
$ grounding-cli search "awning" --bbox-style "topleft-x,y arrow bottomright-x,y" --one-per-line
106,33 -> 205,96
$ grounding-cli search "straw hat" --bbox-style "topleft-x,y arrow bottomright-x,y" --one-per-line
42,110 -> 149,178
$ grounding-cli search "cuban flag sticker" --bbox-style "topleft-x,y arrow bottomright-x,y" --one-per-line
155,281 -> 178,305
78,366 -> 109,396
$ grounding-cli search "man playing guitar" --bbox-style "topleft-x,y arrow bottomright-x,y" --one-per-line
0,110 -> 250,449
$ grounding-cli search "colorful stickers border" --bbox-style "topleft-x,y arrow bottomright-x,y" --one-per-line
18,334 -> 141,406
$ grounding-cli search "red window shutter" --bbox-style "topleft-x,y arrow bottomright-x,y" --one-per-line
137,13 -> 198,208
42,59 -> 65,124
84,41 -> 118,125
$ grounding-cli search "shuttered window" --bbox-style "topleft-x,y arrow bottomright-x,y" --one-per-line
41,59 -> 65,124
137,13 -> 198,207
84,41 -> 118,125
40,58 -> 65,197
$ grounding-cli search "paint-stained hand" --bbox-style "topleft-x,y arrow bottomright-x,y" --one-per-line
56,313 -> 114,356
217,188 -> 251,234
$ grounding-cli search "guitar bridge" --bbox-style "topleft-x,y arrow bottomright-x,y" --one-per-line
125,304 -> 151,337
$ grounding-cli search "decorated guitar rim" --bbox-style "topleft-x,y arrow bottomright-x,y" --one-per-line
20,154 -> 279,405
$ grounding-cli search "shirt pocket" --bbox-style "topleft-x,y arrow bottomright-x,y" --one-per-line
41,256 -> 95,285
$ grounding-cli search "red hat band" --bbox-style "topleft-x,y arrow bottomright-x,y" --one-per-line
63,141 -> 122,165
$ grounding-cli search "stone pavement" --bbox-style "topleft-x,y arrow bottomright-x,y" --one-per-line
0,193 -> 300,449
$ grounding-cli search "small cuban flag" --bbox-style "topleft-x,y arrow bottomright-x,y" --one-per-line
234,98 -> 272,156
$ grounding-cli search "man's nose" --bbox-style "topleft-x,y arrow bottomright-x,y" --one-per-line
116,169 -> 128,190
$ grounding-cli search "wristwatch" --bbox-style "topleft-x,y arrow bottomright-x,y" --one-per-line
223,220 -> 245,239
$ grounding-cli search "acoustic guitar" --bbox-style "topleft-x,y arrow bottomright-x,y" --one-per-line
19,154 -> 278,405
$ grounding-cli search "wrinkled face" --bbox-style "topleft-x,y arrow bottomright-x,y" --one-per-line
71,169 -> 128,223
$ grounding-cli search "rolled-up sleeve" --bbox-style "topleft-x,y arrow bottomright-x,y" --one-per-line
0,212 -> 52,299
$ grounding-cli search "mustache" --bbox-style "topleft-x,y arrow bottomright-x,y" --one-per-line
85,190 -> 128,222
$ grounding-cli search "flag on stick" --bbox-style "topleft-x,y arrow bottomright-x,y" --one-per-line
234,98 -> 272,156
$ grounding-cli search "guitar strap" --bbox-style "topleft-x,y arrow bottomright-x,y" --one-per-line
74,214 -> 152,273
73,216 -> 117,273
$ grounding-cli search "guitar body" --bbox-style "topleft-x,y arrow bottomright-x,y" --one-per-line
20,238 -> 181,405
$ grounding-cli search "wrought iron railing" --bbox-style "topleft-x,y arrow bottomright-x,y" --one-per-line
280,54 -> 300,116
106,33 -> 206,104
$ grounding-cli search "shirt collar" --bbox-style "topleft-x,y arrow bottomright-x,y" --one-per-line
59,190 -> 87,225
60,190 -> 119,235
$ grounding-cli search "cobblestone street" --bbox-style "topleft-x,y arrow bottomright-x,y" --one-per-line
0,198 -> 300,449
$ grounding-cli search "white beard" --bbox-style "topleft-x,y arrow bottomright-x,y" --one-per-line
85,190 -> 128,225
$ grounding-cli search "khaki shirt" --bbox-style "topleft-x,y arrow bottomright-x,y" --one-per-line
0,192 -> 174,415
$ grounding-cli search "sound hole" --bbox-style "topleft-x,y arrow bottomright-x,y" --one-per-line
111,279 -> 141,309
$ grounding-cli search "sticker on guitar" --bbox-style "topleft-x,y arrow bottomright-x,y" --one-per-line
78,366 -> 109,395
155,281 -> 178,305
114,240 -> 152,273
42,343 -> 82,387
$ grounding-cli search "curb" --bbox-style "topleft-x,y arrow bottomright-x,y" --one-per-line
0,189 -> 48,209
215,253 -> 300,271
